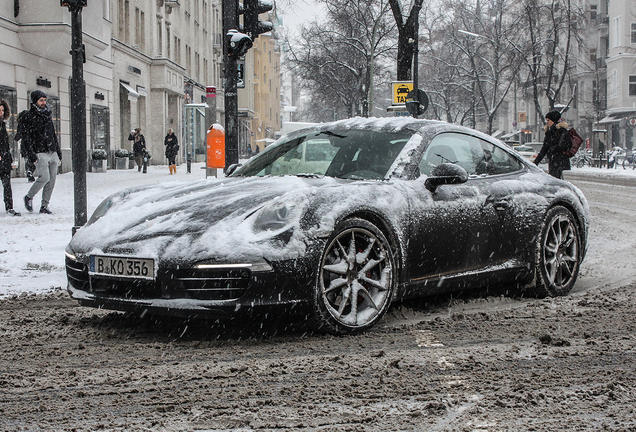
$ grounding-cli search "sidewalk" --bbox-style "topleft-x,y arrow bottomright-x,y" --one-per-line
564,165 -> 636,186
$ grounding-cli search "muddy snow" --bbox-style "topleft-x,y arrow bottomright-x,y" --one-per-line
1,178 -> 635,431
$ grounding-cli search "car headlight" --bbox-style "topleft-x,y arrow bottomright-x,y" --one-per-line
252,201 -> 296,232
64,244 -> 77,261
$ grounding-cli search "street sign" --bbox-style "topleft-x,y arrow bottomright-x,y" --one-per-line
629,117 -> 636,127
391,81 -> 413,105
206,86 -> 216,98
405,89 -> 428,116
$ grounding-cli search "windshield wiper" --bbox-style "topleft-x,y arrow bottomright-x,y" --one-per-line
296,173 -> 322,178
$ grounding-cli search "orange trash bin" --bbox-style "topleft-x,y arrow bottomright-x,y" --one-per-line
207,124 -> 225,169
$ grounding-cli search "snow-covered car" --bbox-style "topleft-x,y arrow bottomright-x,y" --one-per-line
65,118 -> 590,334
512,145 -> 539,162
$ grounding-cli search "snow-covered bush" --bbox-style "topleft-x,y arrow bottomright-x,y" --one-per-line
115,149 -> 129,158
92,149 -> 108,160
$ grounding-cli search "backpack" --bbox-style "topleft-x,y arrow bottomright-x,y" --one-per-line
564,128 -> 583,157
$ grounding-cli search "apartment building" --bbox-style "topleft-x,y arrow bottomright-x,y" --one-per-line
0,1 -> 112,174
1,0 -> 282,174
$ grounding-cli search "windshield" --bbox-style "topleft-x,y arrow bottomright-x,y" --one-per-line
234,130 -> 412,180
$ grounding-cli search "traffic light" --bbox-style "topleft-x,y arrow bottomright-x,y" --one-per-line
244,0 -> 274,40
61,0 -> 87,9
226,29 -> 253,58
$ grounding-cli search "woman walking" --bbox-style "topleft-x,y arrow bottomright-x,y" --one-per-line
534,110 -> 572,179
164,129 -> 179,174
0,99 -> 21,216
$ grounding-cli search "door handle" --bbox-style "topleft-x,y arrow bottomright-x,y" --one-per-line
493,200 -> 510,211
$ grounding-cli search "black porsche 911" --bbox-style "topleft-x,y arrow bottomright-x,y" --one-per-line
65,117 -> 589,334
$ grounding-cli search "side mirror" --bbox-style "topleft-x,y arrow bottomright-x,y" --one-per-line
225,163 -> 242,176
425,163 -> 468,193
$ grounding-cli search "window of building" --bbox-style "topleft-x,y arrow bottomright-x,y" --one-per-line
91,105 -> 111,152
157,19 -> 162,56
613,16 -> 622,48
630,76 -> 636,96
0,86 -> 19,168
166,24 -> 171,59
175,37 -> 181,64
590,4 -> 597,20
610,69 -> 618,98
632,23 -> 636,44
186,45 -> 191,74
195,52 -> 200,81
590,48 -> 596,65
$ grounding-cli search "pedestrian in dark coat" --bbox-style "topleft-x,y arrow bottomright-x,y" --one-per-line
0,99 -> 21,216
22,90 -> 61,214
128,128 -> 146,172
534,110 -> 572,179
164,128 -> 179,174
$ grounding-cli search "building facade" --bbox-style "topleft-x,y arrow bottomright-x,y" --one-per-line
0,0 -> 284,175
0,0 -> 112,174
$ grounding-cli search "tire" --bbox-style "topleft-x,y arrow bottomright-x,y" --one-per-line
312,218 -> 397,334
533,206 -> 581,297
576,158 -> 585,169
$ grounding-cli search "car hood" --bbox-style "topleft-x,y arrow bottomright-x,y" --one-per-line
69,175 -> 403,264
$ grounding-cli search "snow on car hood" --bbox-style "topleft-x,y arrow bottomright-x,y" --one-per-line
69,175 -> 408,264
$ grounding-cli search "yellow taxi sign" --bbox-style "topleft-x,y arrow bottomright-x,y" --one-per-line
392,81 -> 413,105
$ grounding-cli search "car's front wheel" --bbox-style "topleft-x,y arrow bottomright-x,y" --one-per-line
533,206 -> 581,297
312,218 -> 396,334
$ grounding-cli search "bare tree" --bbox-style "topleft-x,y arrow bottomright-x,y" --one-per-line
387,0 -> 424,81
513,0 -> 587,123
287,0 -> 395,120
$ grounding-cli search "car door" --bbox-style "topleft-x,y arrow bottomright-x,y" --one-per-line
405,132 -> 509,286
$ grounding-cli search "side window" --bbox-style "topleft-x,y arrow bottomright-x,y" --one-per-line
419,133 -> 485,176
480,139 -> 523,175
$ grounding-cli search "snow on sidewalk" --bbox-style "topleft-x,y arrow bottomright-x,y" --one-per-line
0,163 -> 209,299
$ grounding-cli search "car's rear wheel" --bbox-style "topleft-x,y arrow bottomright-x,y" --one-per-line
533,206 -> 581,297
312,218 -> 396,334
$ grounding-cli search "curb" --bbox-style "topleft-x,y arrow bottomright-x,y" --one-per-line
564,170 -> 636,187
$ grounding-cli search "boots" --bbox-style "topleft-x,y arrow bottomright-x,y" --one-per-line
169,165 -> 173,175
172,164 -> 176,174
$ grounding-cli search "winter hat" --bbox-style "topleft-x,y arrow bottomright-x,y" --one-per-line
30,90 -> 47,105
545,110 -> 561,123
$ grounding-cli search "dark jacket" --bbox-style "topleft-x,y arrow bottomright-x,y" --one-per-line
0,120 -> 12,175
21,104 -> 61,162
535,121 -> 572,171
128,132 -> 146,156
164,133 -> 179,158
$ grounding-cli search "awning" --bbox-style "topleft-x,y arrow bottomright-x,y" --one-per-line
120,82 -> 139,101
491,130 -> 503,138
598,115 -> 620,124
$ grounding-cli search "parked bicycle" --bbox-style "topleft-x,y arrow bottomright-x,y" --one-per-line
572,152 -> 592,168
623,151 -> 636,170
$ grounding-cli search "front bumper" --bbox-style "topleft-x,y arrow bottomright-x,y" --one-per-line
66,255 -> 314,319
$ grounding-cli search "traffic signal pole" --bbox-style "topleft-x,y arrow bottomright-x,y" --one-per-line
223,0 -> 240,170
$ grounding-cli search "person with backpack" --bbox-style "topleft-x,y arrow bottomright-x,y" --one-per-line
22,90 -> 62,214
534,110 -> 572,179
15,110 -> 36,182
0,99 -> 21,216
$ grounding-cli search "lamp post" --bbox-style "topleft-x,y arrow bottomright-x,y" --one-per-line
61,0 -> 87,234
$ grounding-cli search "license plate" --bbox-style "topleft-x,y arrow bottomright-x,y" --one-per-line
90,255 -> 155,280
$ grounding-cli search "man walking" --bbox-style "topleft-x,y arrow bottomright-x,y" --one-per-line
22,90 -> 61,214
